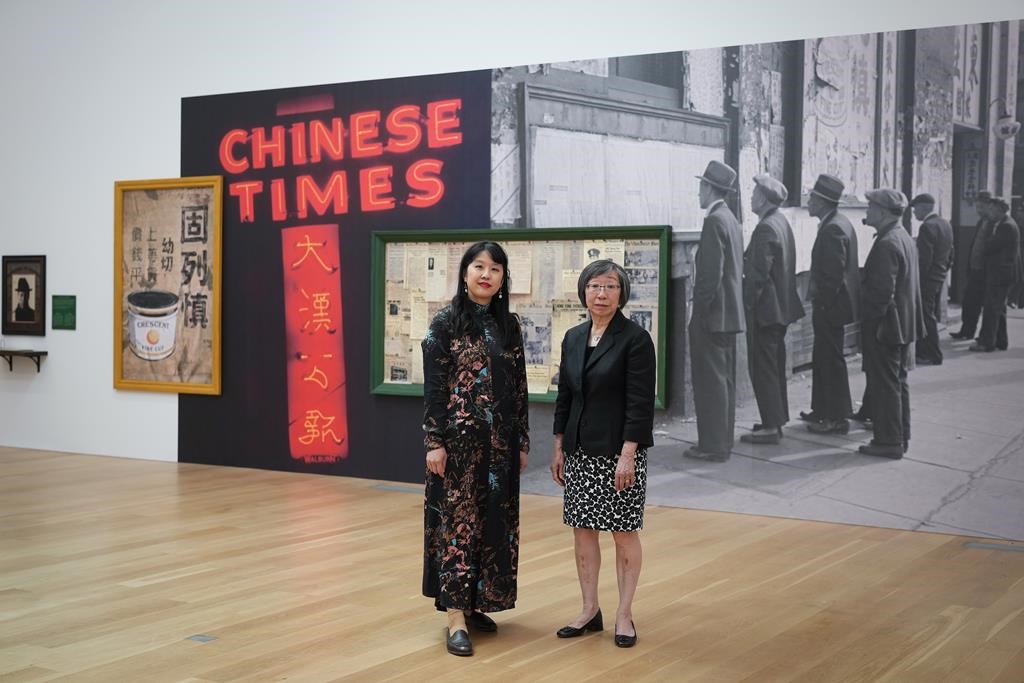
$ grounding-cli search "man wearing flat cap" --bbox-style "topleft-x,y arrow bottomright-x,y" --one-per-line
859,189 -> 924,459
951,191 -> 993,340
684,160 -> 744,462
802,174 -> 860,435
740,175 -> 804,444
14,277 -> 35,322
910,193 -> 953,364
972,196 -> 1021,351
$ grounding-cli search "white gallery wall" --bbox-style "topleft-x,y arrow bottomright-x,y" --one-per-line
0,0 -> 1020,461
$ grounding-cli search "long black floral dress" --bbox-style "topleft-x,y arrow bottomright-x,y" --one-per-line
422,303 -> 530,613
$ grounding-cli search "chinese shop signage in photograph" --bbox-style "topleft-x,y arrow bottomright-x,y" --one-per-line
113,176 -> 222,394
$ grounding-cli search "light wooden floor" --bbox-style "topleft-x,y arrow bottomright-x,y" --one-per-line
2,447 -> 1024,682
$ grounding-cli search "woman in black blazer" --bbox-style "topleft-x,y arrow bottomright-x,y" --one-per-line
550,259 -> 656,648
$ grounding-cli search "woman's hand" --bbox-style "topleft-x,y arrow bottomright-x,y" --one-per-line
519,450 -> 529,473
426,447 -> 447,477
550,446 -> 565,487
614,452 -> 636,492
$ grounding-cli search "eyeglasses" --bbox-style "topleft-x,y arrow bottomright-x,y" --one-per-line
585,283 -> 621,293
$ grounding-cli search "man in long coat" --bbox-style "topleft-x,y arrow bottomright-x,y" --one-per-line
911,193 -> 953,365
951,192 -> 992,340
859,189 -> 925,458
684,160 -> 744,462
802,174 -> 860,435
740,175 -> 804,444
972,196 -> 1022,352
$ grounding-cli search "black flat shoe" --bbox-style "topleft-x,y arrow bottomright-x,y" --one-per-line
614,620 -> 637,648
556,609 -> 603,638
465,611 -> 497,632
682,446 -> 730,462
446,628 -> 473,656
740,427 -> 781,445
858,441 -> 904,459
806,418 -> 849,435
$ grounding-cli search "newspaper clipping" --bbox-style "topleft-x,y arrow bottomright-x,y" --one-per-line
381,237 -> 661,397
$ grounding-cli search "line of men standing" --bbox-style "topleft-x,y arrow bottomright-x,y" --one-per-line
950,192 -> 1023,352
681,160 -> 967,463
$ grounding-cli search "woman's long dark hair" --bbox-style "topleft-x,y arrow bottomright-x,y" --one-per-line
450,241 -> 518,348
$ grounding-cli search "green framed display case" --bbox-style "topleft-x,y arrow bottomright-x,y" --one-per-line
370,225 -> 670,408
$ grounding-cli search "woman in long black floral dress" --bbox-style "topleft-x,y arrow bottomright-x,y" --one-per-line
422,241 -> 530,657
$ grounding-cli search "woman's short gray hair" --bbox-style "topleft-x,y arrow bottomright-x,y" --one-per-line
577,259 -> 631,308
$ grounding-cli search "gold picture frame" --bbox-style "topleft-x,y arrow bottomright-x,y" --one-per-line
113,176 -> 223,394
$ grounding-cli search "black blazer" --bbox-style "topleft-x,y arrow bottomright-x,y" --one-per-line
916,213 -> 954,288
862,222 -> 925,345
553,310 -> 656,457
809,210 -> 861,326
985,215 -> 1022,287
693,202 -> 745,333
743,208 -> 805,328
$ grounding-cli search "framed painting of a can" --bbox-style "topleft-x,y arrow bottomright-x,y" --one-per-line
113,176 -> 223,394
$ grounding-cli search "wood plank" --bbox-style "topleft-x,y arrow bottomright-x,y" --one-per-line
1,449 -> 1023,681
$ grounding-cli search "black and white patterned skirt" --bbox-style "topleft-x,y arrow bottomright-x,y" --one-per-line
563,446 -> 647,531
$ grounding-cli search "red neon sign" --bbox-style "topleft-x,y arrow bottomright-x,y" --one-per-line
218,98 -> 463,224
281,224 -> 348,463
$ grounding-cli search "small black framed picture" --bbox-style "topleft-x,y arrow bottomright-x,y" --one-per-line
2,255 -> 46,337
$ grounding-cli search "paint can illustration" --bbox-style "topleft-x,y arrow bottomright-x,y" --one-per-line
127,290 -> 179,361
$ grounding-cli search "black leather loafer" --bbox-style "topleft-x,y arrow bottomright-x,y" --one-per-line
614,620 -> 637,648
446,628 -> 473,656
807,418 -> 849,435
740,427 -> 781,445
465,611 -> 497,632
682,447 -> 730,462
556,609 -> 603,638
848,411 -> 872,424
858,441 -> 904,459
